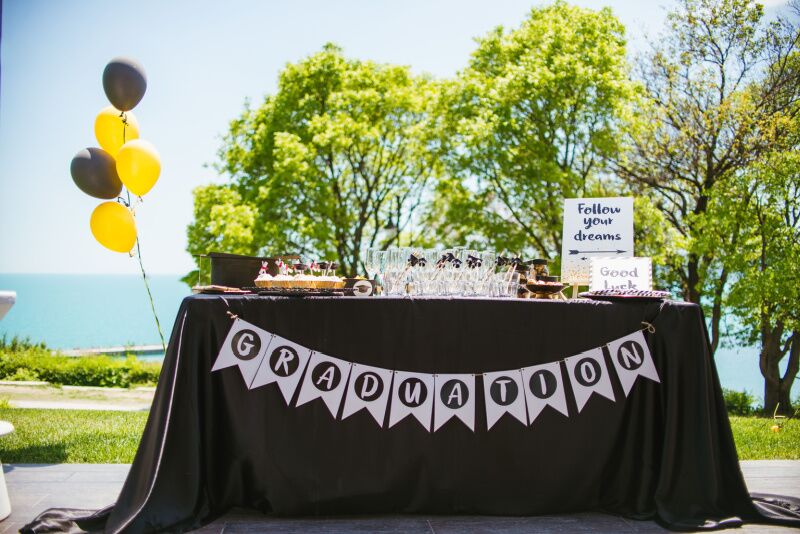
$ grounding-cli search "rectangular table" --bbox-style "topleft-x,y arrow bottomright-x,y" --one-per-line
22,296 -> 800,533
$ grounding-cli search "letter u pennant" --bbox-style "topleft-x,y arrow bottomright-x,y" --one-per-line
341,363 -> 394,427
389,371 -> 434,431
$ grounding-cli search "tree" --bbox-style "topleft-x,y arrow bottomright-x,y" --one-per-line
701,144 -> 800,414
189,44 -> 439,276
183,185 -> 257,285
615,0 -> 800,354
428,1 -> 636,258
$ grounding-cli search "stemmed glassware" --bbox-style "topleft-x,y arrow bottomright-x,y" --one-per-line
363,246 -> 522,298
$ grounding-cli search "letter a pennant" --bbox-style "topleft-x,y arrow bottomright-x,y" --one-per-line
433,374 -> 476,432
295,353 -> 352,417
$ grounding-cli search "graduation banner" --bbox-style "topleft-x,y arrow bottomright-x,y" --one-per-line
211,320 -> 661,432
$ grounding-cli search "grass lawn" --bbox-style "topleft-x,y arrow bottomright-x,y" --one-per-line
0,408 -> 147,463
0,408 -> 797,463
729,415 -> 800,460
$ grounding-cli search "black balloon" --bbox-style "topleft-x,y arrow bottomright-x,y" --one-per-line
70,147 -> 123,199
102,57 -> 147,111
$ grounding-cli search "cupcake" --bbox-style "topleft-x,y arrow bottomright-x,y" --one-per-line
254,261 -> 274,288
272,274 -> 293,288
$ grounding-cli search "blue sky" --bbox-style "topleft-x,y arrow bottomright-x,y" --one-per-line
0,0 -> 791,274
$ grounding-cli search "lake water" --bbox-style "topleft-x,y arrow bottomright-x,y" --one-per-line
0,274 -> 794,401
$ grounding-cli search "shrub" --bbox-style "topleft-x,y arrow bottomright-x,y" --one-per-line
723,388 -> 760,416
0,344 -> 161,388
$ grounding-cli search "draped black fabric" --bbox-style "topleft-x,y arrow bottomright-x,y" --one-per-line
22,296 -> 800,533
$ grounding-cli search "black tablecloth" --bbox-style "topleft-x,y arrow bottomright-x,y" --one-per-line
23,296 -> 800,533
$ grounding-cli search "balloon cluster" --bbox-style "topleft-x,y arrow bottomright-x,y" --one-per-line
70,57 -> 161,253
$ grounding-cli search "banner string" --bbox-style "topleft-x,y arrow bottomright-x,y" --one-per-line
222,313 -> 656,379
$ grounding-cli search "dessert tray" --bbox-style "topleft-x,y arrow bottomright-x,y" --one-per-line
579,289 -> 671,301
242,286 -> 344,297
525,281 -> 566,295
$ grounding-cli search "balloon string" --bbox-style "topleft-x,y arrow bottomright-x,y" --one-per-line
128,186 -> 167,353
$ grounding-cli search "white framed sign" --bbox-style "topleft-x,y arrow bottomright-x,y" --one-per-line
561,197 -> 634,285
589,257 -> 652,292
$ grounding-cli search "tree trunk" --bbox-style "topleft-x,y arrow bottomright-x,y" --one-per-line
685,254 -> 701,304
761,322 -> 795,415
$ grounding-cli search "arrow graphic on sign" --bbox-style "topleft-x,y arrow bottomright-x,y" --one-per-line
569,249 -> 626,255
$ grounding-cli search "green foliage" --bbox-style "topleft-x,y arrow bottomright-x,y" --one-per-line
0,345 -> 161,388
700,139 -> 800,412
195,43 -> 440,276
430,1 -> 637,258
0,408 -> 147,463
0,334 -> 47,352
723,388 -> 759,415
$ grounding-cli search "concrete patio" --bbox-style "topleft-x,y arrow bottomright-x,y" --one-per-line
2,461 -> 798,533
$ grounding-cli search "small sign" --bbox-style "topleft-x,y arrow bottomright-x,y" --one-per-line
561,197 -> 634,284
589,257 -> 652,291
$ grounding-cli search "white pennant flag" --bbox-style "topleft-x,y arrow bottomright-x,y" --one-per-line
389,371 -> 434,431
295,353 -> 352,418
607,330 -> 660,396
250,334 -> 312,404
211,318 -> 271,386
483,370 -> 527,430
565,348 -> 615,412
521,361 -> 569,424
433,374 -> 476,432
341,363 -> 394,427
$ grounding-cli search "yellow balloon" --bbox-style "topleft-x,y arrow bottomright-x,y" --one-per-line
116,139 -> 161,196
90,201 -> 137,253
94,106 -> 140,156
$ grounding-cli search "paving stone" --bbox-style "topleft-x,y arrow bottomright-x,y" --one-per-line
2,462 -> 799,533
